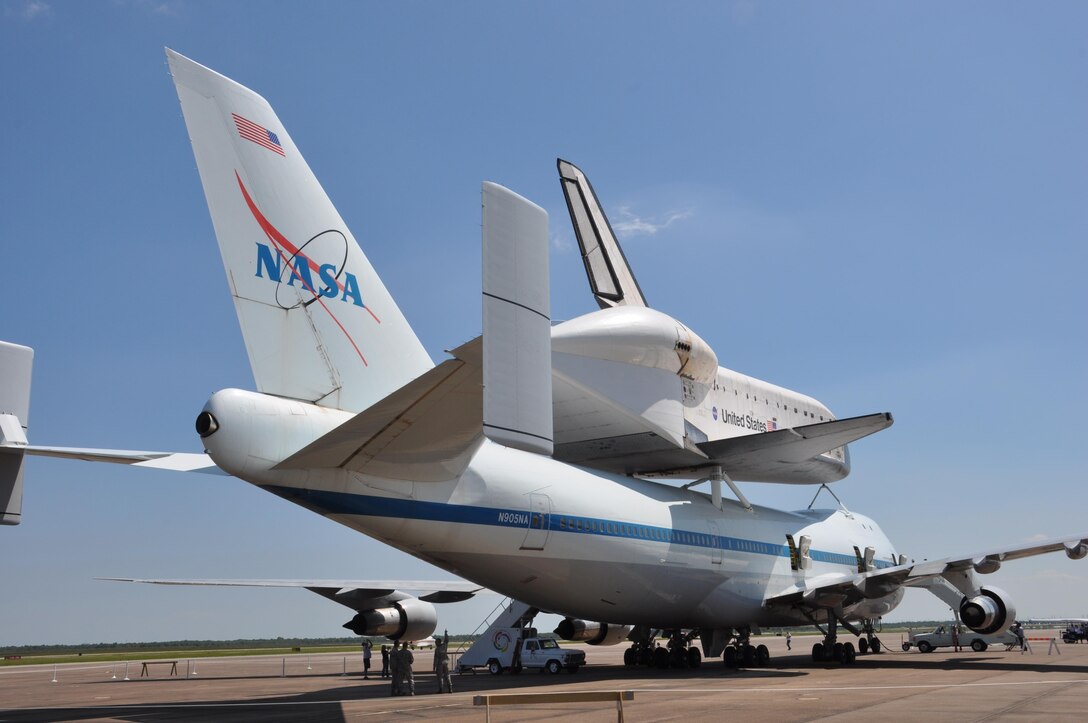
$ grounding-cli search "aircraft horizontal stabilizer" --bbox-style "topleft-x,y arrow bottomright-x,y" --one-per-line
26,447 -> 226,474
0,341 -> 32,525
275,338 -> 483,481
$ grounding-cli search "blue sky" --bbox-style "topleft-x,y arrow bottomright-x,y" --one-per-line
1,1 -> 1085,645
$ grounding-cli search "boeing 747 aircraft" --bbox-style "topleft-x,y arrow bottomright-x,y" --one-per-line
1,50 -> 1085,669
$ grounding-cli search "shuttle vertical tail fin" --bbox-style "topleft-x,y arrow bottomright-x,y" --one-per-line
557,159 -> 648,309
0,342 -> 32,526
166,49 -> 432,413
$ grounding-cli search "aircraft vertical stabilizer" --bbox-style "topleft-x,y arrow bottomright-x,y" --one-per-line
0,341 -> 32,525
558,159 -> 647,310
482,183 -> 553,456
166,49 -> 432,413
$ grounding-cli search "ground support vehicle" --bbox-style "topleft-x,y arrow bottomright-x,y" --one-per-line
458,627 -> 584,674
902,625 -> 1017,653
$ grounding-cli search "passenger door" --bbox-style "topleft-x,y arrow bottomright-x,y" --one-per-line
520,493 -> 551,550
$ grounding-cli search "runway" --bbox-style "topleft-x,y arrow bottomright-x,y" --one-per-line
2,633 -> 1085,722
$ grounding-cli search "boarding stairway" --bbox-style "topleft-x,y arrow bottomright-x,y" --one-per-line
455,598 -> 539,672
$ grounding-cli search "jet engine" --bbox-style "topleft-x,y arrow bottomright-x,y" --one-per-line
959,586 -> 1016,635
343,597 -> 438,641
555,618 -> 633,646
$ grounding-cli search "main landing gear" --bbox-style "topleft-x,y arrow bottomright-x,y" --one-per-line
622,629 -> 703,670
721,627 -> 770,669
809,617 -> 858,665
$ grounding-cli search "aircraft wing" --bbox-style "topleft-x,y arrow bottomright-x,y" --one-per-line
763,533 -> 1088,612
25,447 -> 226,474
100,577 -> 490,607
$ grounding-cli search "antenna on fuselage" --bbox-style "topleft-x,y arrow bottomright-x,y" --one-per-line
681,465 -> 753,514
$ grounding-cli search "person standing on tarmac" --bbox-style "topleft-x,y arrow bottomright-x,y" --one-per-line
389,641 -> 401,696
399,642 -> 416,695
433,629 -> 453,694
380,645 -> 390,678
786,632 -> 792,651
361,638 -> 373,679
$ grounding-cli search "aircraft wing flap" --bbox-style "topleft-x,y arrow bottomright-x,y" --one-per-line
765,532 -> 1088,612
275,338 -> 483,481
763,567 -> 913,611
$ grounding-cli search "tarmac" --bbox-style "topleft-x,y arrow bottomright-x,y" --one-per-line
1,632 -> 1085,722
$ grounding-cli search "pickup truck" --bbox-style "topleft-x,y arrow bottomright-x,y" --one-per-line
902,624 -> 1018,653
460,627 -> 586,674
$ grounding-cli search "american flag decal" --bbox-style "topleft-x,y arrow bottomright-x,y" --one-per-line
232,113 -> 285,156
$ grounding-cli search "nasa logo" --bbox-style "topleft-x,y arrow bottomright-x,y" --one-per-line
255,236 -> 365,310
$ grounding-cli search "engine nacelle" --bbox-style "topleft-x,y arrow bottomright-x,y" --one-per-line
1065,541 -> 1088,561
343,597 -> 438,641
960,586 -> 1016,635
555,618 -> 633,646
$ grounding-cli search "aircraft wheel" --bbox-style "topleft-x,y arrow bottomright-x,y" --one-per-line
487,660 -> 503,675
653,646 -> 670,669
842,643 -> 856,665
811,642 -> 824,662
638,648 -> 654,666
742,644 -> 756,667
833,642 -> 844,661
971,640 -> 987,652
723,645 -> 738,668
545,659 -> 561,674
623,648 -> 635,667
858,638 -> 869,655
901,642 -> 911,652
755,644 -> 770,667
871,637 -> 882,654
917,640 -> 933,653
687,647 -> 702,668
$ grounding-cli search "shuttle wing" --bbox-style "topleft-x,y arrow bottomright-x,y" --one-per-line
555,412 -> 891,482
684,413 -> 892,482
764,533 -> 1088,612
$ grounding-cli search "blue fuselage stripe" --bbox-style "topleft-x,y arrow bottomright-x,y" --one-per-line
263,485 -> 888,570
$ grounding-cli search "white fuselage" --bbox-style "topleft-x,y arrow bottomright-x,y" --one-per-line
202,388 -> 902,629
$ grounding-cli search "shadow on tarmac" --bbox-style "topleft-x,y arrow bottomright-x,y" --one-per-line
2,653 -> 1080,723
